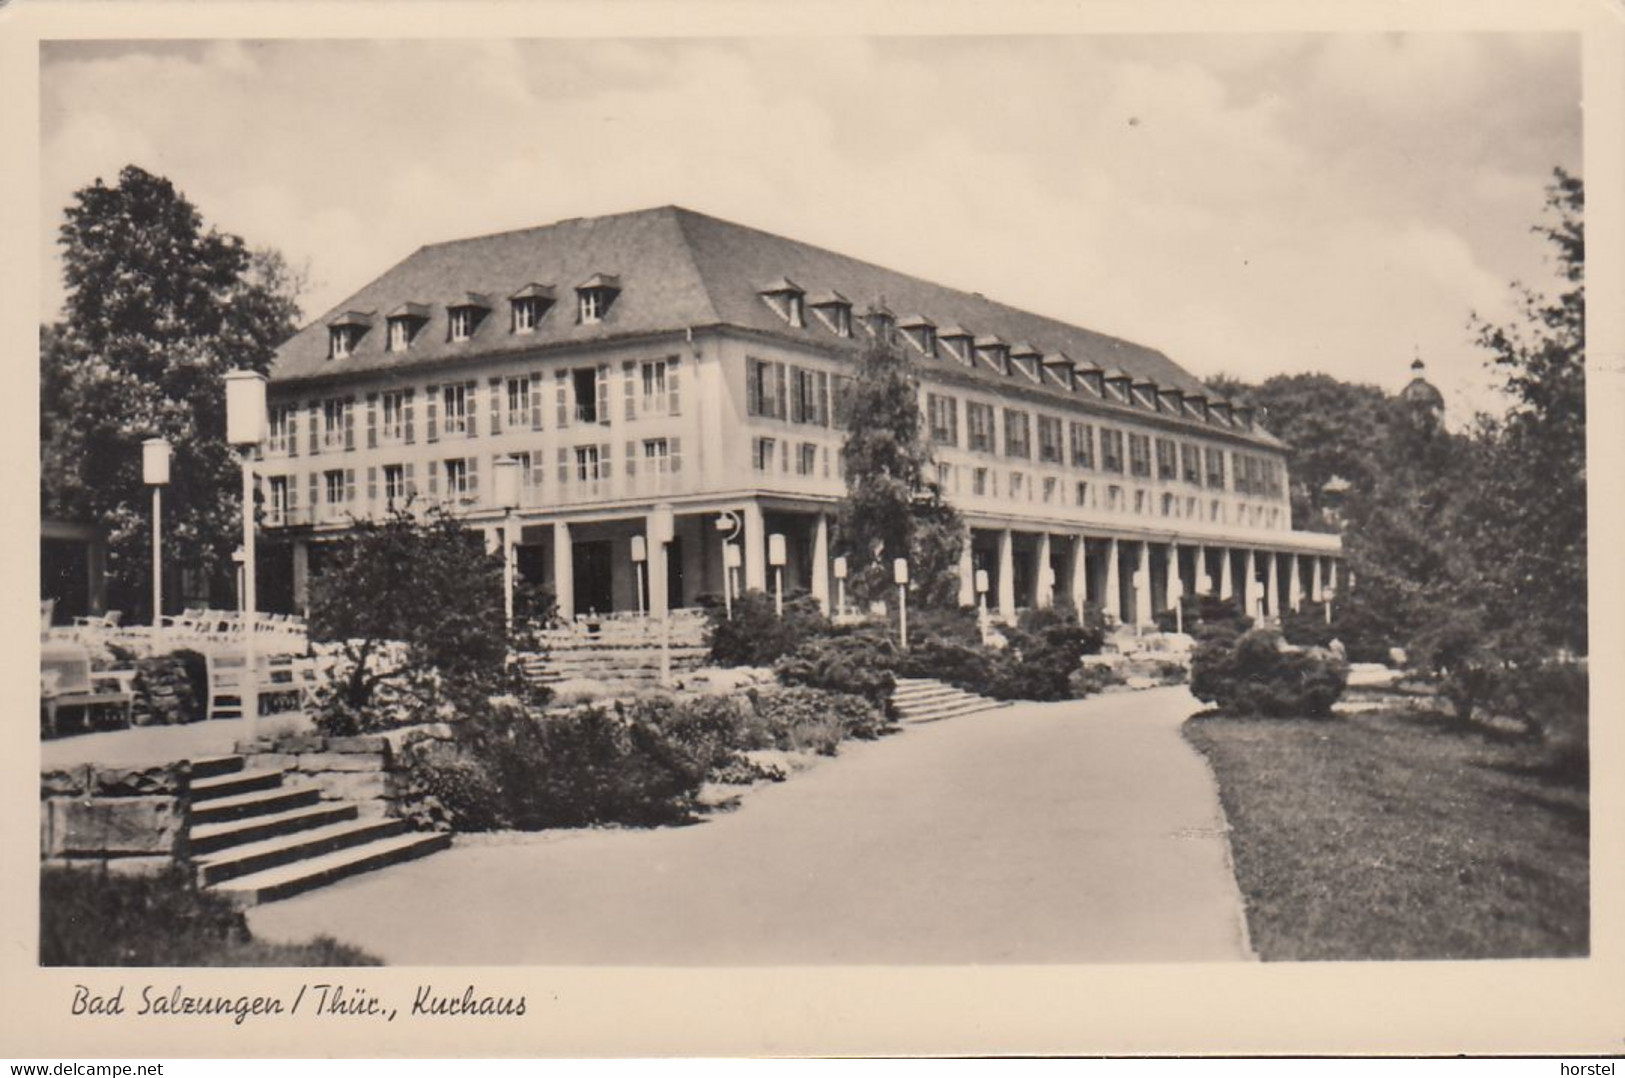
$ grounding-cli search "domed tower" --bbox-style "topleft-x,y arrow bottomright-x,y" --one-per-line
1401,355 -> 1444,420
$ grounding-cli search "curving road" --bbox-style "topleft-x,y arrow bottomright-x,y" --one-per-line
249,686 -> 1253,964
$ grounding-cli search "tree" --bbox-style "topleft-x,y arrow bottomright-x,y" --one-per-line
835,331 -> 965,608
41,165 -> 304,617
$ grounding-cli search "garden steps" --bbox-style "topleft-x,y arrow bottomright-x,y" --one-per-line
184,753 -> 446,906
892,678 -> 1009,724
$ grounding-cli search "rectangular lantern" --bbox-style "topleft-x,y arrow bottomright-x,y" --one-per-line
142,438 -> 171,486
491,454 -> 523,510
893,558 -> 909,585
768,534 -> 787,567
630,535 -> 648,563
975,569 -> 990,594
833,556 -> 848,580
223,370 -> 268,447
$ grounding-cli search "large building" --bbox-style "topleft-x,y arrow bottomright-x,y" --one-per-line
263,206 -> 1342,625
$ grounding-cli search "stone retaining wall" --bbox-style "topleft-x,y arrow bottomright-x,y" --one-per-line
236,733 -> 409,817
40,764 -> 190,874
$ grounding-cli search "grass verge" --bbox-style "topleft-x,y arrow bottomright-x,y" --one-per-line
41,865 -> 381,966
1185,707 -> 1587,961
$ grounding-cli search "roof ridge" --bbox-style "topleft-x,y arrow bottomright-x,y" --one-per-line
417,204 -> 688,253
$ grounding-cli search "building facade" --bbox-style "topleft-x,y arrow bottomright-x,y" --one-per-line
263,206 -> 1342,625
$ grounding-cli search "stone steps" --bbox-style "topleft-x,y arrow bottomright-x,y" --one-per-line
185,755 -> 446,906
892,677 -> 1008,724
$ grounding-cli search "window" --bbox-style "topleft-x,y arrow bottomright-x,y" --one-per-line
1042,476 -> 1057,504
1010,471 -> 1026,500
572,368 -> 599,424
449,307 -> 477,342
1155,437 -> 1178,480
641,360 -> 669,415
1211,500 -> 1225,524
1003,409 -> 1031,459
328,325 -> 363,359
1181,443 -> 1203,485
1100,428 -> 1125,473
752,436 -> 778,472
936,462 -> 953,492
643,439 -> 671,473
512,297 -> 542,333
268,476 -> 289,524
1134,489 -> 1149,515
1069,421 -> 1095,469
268,405 -> 296,455
1128,433 -> 1152,477
443,458 -> 470,499
1162,493 -> 1177,517
383,464 -> 406,505
790,367 -> 825,425
1205,447 -> 1227,490
442,384 -> 468,435
324,470 -> 346,509
811,299 -> 853,338
927,393 -> 958,446
746,358 -> 787,420
797,442 -> 819,476
1108,484 -> 1125,512
940,331 -> 973,366
972,467 -> 989,496
579,291 -> 604,324
506,377 -> 531,430
1075,480 -> 1090,508
575,445 -> 602,483
831,375 -> 854,426
387,317 -> 413,352
1037,415 -> 1063,463
786,293 -> 804,328
322,398 -> 349,451
966,402 -> 995,452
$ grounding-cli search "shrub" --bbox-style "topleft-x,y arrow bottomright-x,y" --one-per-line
1070,662 -> 1126,697
906,605 -> 984,649
627,694 -> 752,778
747,685 -> 886,755
1190,627 -> 1349,718
132,648 -> 207,725
1280,603 -> 1337,649
902,637 -> 994,689
704,589 -> 829,667
40,865 -> 378,966
773,626 -> 898,708
981,607 -> 1106,701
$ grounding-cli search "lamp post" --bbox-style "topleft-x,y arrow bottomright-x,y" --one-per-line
630,535 -> 648,616
1169,575 -> 1185,634
975,568 -> 989,618
492,455 -> 523,633
715,511 -> 742,618
894,558 -> 910,650
224,370 -> 267,733
142,438 -> 170,628
768,534 -> 787,617
833,556 -> 848,618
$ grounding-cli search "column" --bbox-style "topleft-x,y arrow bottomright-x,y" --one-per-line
482,526 -> 502,555
291,539 -> 310,614
553,520 -> 574,620
1310,555 -> 1323,603
1266,551 -> 1281,619
1103,537 -> 1122,623
1242,548 -> 1257,619
742,501 -> 767,592
646,516 -> 669,620
997,527 -> 1016,624
1287,553 -> 1302,612
1219,545 -> 1234,602
1133,540 -> 1153,627
1168,542 -> 1184,613
1194,543 -> 1210,596
1035,532 -> 1053,609
957,531 -> 975,608
1069,535 -> 1089,619
810,514 -> 831,615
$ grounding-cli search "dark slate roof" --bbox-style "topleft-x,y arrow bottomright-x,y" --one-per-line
271,205 -> 1281,445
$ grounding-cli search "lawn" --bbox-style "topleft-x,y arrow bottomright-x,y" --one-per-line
1185,707 -> 1588,961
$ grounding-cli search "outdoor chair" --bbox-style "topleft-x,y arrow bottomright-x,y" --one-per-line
203,649 -> 252,722
40,643 -> 136,736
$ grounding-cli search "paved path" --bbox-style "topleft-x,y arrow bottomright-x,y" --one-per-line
249,687 -> 1252,964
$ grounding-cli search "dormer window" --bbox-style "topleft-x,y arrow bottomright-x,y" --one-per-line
973,335 -> 1009,375
509,284 -> 555,334
1074,361 -> 1105,397
326,311 -> 372,360
1183,394 -> 1209,422
1103,369 -> 1132,403
759,277 -> 806,328
938,326 -> 974,366
1158,388 -> 1184,414
1041,353 -> 1075,391
446,293 -> 491,343
1210,400 -> 1234,426
1010,344 -> 1043,384
864,303 -> 896,343
1131,380 -> 1159,410
809,291 -> 853,338
384,302 -> 429,352
576,273 -> 621,325
898,316 -> 936,358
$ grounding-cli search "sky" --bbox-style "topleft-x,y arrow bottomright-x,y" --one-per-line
38,34 -> 1581,420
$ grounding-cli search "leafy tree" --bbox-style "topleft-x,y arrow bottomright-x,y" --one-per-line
835,331 -> 965,608
306,503 -> 548,733
41,165 -> 305,617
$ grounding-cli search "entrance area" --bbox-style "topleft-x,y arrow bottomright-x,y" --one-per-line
572,540 -> 615,616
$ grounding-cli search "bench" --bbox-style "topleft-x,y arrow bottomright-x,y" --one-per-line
41,644 -> 136,736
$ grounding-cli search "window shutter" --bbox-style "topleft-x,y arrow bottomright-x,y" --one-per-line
625,441 -> 637,478
467,456 -> 479,499
288,410 -> 299,457
822,446 -> 830,479
427,460 -> 439,497
404,389 -> 416,444
596,364 -> 610,426
623,361 -> 637,421
287,475 -> 300,514
746,360 -> 761,417
308,403 -> 320,455
789,368 -> 804,423
308,473 -> 319,515
488,378 -> 503,435
527,453 -> 542,493
345,468 -> 356,504
815,371 -> 828,426
366,466 -> 377,506
670,436 -> 682,473
556,370 -> 570,428
366,393 -> 378,448
557,448 -> 569,487
405,462 -> 417,498
773,362 -> 787,419
780,439 -> 789,472
600,442 -> 612,479
466,380 -> 479,437
344,398 -> 356,451
530,372 -> 544,429
426,385 -> 439,442
668,356 -> 681,416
